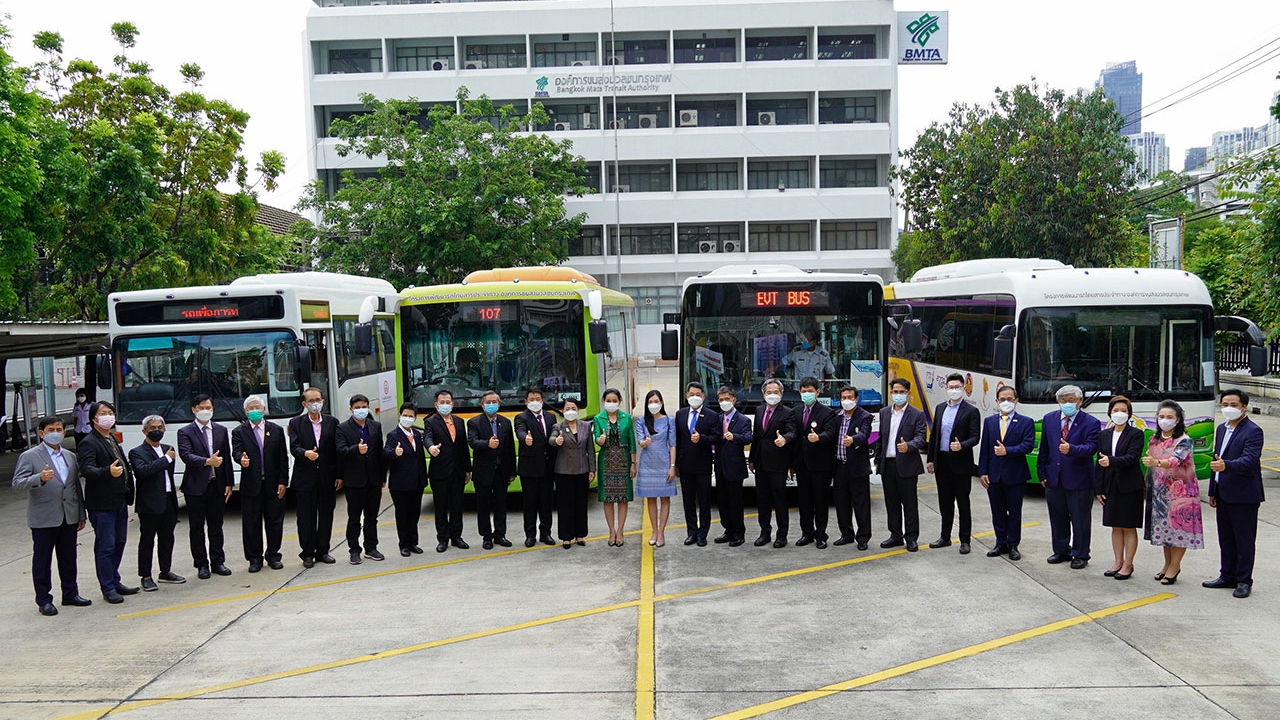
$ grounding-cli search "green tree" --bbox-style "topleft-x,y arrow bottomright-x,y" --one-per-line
894,81 -> 1136,279
0,21 -> 45,315
294,89 -> 589,290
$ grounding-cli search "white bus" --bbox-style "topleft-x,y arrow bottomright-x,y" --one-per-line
102,272 -> 400,489
885,258 -> 1267,481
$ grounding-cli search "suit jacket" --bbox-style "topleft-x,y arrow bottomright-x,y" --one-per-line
12,443 -> 84,528
514,409 -> 558,479
875,405 -> 928,477
288,413 -> 340,492
749,404 -> 797,473
674,405 -> 717,476
1036,410 -> 1101,491
1209,416 -> 1265,504
231,420 -> 289,496
926,400 -> 981,476
977,412 -> 1036,484
468,413 -> 517,483
129,441 -> 178,515
712,410 -> 752,481
336,417 -> 386,489
792,401 -> 839,475
1093,424 -> 1145,496
177,421 -> 234,496
834,407 -> 874,476
383,425 -> 429,493
78,429 -> 135,510
424,413 -> 471,480
550,420 -> 595,475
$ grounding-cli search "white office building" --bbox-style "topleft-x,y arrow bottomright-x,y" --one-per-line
304,0 -> 900,350
1125,131 -> 1168,181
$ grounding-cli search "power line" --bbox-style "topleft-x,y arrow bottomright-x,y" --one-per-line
1138,45 -> 1280,125
1123,35 -> 1280,123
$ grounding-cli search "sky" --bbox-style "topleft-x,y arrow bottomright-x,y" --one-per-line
2,0 -> 1279,213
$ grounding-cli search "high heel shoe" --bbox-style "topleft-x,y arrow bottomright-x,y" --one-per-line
575,539 -> 586,547
1160,571 -> 1180,585
648,539 -> 656,546
608,540 -> 617,547
1104,567 -> 1121,577
1154,571 -> 1166,581
562,542 -> 572,549
1115,568 -> 1134,580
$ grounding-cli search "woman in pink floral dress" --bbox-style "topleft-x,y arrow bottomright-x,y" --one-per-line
1142,400 -> 1204,585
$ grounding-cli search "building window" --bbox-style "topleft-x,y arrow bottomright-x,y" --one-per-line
613,225 -> 674,255
745,30 -> 810,61
820,158 -> 879,188
323,168 -> 380,200
328,47 -> 382,74
319,106 -> 373,138
533,40 -> 597,68
674,37 -> 736,64
748,159 -> 811,190
817,32 -> 878,60
605,37 -> 668,65
746,96 -> 810,126
606,162 -> 672,193
674,97 -> 737,127
624,285 -> 681,325
676,161 -> 740,191
569,226 -> 604,256
606,97 -> 670,129
677,223 -> 744,254
574,162 -> 602,194
535,101 -> 600,132
462,41 -> 526,70
818,95 -> 877,124
821,221 -> 879,250
749,222 -> 813,252
476,100 -> 528,130
392,42 -> 453,71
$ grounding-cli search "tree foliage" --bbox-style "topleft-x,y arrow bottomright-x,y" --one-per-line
294,89 -> 588,290
894,81 -> 1137,279
0,21 -> 45,314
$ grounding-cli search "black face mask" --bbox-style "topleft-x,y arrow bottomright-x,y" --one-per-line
146,430 -> 165,442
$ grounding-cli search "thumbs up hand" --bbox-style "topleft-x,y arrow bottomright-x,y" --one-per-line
774,431 -> 786,447
896,437 -> 908,454
208,451 -> 223,468
691,428 -> 701,444
110,460 -> 124,477
304,448 -> 319,461
1098,453 -> 1110,468
165,447 -> 176,462
994,441 -> 1007,457
1141,454 -> 1157,468
807,426 -> 819,443
596,433 -> 607,447
1059,439 -> 1070,455
554,433 -> 564,447
240,452 -> 250,468
639,435 -> 652,448
429,444 -> 441,457
1210,454 -> 1225,473
842,433 -> 854,447
40,464 -> 53,482
395,443 -> 404,457
488,435 -> 499,449
949,439 -> 961,452
525,434 -> 533,446
358,440 -> 368,455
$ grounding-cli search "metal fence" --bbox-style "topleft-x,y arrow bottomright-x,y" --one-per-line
1217,337 -> 1280,375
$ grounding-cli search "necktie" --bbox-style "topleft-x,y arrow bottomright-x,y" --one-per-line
407,428 -> 415,450
446,418 -> 456,442
723,413 -> 730,434
1000,415 -> 1009,440
205,425 -> 215,479
254,424 -> 264,464
803,407 -> 811,427
1061,416 -> 1070,441
762,408 -> 772,430
689,411 -> 697,435
539,413 -> 546,436
491,419 -> 499,440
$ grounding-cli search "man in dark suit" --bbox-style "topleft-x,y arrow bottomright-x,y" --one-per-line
978,384 -> 1037,561
1037,384 -> 1101,569
336,393 -> 386,565
749,379 -> 797,548
675,381 -> 717,546
792,376 -> 839,549
926,373 -> 982,554
288,386 -> 341,568
232,395 -> 289,572
712,386 -> 752,547
1204,389 -> 1266,598
469,390 -> 516,549
385,402 -> 429,556
874,379 -> 929,551
79,400 -> 139,602
130,415 -> 186,591
177,393 -> 234,580
514,387 -> 557,547
425,389 -> 471,552
832,386 -> 874,550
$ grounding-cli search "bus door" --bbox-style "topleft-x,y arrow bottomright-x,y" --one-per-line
304,329 -> 334,401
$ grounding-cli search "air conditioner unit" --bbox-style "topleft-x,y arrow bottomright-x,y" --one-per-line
678,110 -> 698,127
608,118 -> 627,130
553,121 -> 572,131
615,184 -> 631,193
429,58 -> 450,71
582,113 -> 593,129
757,111 -> 777,126
369,1 -> 386,5
607,55 -> 626,65
571,60 -> 592,67
698,240 -> 718,254
638,114 -> 658,129
464,60 -> 487,70
721,239 -> 741,253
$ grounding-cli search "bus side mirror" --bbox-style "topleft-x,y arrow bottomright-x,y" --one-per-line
899,319 -> 924,354
1249,344 -> 1268,377
297,344 -> 313,388
588,320 -> 611,355
993,324 -> 1016,375
660,329 -> 679,361
354,323 -> 374,356
96,353 -> 112,390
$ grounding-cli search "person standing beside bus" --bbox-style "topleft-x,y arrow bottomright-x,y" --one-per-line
178,394 -> 234,578
288,387 -> 341,568
1141,400 -> 1201,585
70,388 -> 92,446
594,388 -> 636,547
832,386 -> 874,550
79,401 -> 139,602
550,398 -> 594,548
1204,389 -> 1265,599
1093,396 -> 1145,580
232,395 -> 289,572
515,387 -> 558,548
1037,384 -> 1101,570
713,386 -> 752,547
792,377 -> 838,549
336,394 -> 387,565
385,402 -> 428,556
129,415 -> 185,591
425,390 -> 471,553
636,390 -> 677,548
675,382 -> 716,546
469,391 -> 516,550
874,379 -> 928,552
979,385 -> 1035,561
750,379 -> 796,548
925,373 -> 981,554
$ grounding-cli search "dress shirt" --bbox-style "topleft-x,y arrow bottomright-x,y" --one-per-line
151,443 -> 173,492
43,442 -> 68,484
886,407 -> 906,458
940,401 -> 960,446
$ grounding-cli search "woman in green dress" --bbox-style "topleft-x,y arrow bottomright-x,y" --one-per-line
593,388 -> 637,547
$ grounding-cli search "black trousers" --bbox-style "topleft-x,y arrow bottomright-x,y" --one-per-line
138,494 -> 179,577
345,482 -> 382,554
679,472 -> 712,540
555,473 -> 589,541
987,481 -> 1027,547
433,473 -> 466,542
717,472 -> 746,538
1216,501 -> 1260,586
1046,485 -> 1093,560
475,475 -> 510,539
391,490 -> 422,549
521,474 -> 554,539
795,468 -> 833,540
880,459 -> 919,543
934,466 -> 973,542
294,483 -> 336,560
242,489 -> 286,563
185,484 -> 226,568
31,521 -> 80,607
756,470 -> 789,538
833,462 -> 872,542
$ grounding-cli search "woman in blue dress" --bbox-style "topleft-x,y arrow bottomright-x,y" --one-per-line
635,390 -> 677,547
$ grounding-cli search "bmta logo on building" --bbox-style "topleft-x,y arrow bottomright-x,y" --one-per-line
897,11 -> 948,65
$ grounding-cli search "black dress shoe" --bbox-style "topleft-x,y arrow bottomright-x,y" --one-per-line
728,537 -> 745,547
198,565 -> 213,579
1046,554 -> 1068,564
366,550 -> 386,561
103,590 -> 124,604
928,538 -> 952,549
316,555 -> 335,565
1070,558 -> 1089,570
400,548 -> 412,557
714,534 -> 732,544
436,543 -> 448,553
525,536 -> 537,548
815,539 -> 828,549
1234,583 -> 1252,599
302,558 -> 315,568
249,559 -> 263,573
833,536 -> 852,546
141,577 -> 158,592
495,537 -> 512,548
684,535 -> 697,546
39,602 -> 58,616
796,534 -> 815,547
268,560 -> 284,570
697,537 -> 707,547
880,537 -> 904,548
158,571 -> 187,583
409,545 -> 424,554
754,535 -> 771,547
115,584 -> 141,595
986,544 -> 1009,557
212,562 -> 233,575
1008,546 -> 1022,561
906,541 -> 919,552
856,541 -> 868,551
1203,577 -> 1234,589
349,551 -> 363,565
483,539 -> 494,550
62,595 -> 92,607
959,542 -> 971,555
772,538 -> 787,549
451,538 -> 470,550
541,534 -> 556,546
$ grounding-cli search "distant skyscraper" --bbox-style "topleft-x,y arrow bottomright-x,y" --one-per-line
1096,61 -> 1142,134
1126,132 -> 1168,180
1184,147 -> 1208,172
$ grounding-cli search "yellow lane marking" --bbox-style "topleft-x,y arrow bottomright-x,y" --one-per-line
708,592 -> 1177,720
635,507 -> 656,720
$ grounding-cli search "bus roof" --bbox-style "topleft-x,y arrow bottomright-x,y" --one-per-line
682,264 -> 885,289
909,258 -> 1067,281
399,266 -> 633,306
888,264 -> 1212,307
109,272 -> 396,303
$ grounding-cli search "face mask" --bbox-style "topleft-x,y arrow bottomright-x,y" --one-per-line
352,408 -> 370,420
800,392 -> 817,406
800,341 -> 812,351
687,395 -> 704,409
604,402 -> 620,413
764,394 -> 782,406
719,400 -> 734,413
146,429 -> 164,442
998,401 -> 1016,415
1110,412 -> 1129,426
563,410 -> 579,421
1158,417 -> 1177,432
647,403 -> 663,415
840,399 -> 857,412
75,396 -> 85,404
1060,403 -> 1078,417
527,401 -> 543,413
195,409 -> 214,423
1222,406 -> 1243,422
437,404 -> 452,416
484,403 -> 500,415
307,401 -> 324,414
891,393 -> 908,406
946,388 -> 964,401
399,416 -> 416,428
246,410 -> 264,423
95,415 -> 115,430
43,431 -> 65,446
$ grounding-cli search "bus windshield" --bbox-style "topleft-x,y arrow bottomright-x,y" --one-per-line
1017,305 -> 1214,404
113,331 -> 301,423
401,298 -> 586,410
681,280 -> 884,410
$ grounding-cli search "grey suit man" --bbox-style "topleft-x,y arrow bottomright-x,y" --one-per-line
11,417 -> 91,615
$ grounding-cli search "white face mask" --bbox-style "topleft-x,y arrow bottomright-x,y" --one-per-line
399,416 -> 416,428
1110,411 -> 1129,426
998,400 -> 1016,415
840,399 -> 857,412
527,401 -> 543,414
946,388 -> 964,401
604,401 -> 621,413
1157,417 -> 1177,432
194,409 -> 214,423
306,401 -> 324,414
719,400 -> 734,413
687,395 -> 704,409
764,393 -> 782,406
1222,406 -> 1243,422
563,410 -> 579,421
647,403 -> 663,415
